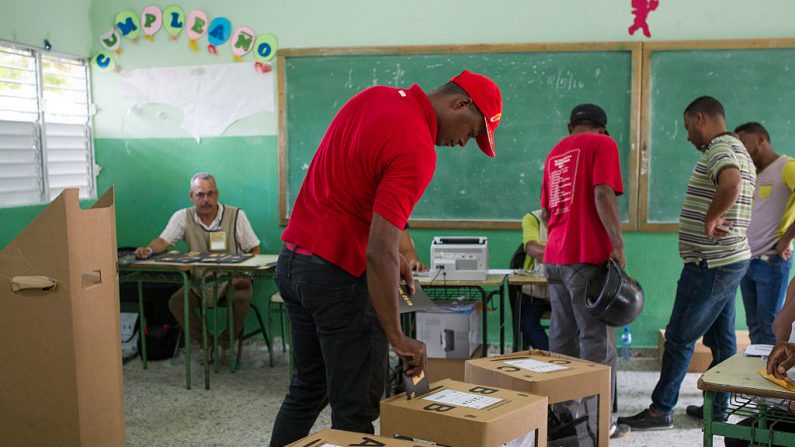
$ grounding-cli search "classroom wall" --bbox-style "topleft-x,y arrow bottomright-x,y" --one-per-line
0,0 -> 94,249
0,0 -> 92,55
4,0 -> 795,347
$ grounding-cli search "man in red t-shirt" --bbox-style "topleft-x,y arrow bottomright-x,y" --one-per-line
269,70 -> 503,446
541,103 -> 626,437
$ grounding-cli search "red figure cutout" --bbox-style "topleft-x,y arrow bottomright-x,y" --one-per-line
628,0 -> 659,38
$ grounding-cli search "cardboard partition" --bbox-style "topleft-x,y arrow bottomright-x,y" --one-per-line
465,350 -> 610,447
287,429 -> 429,447
0,188 -> 124,447
417,300 -> 481,359
380,378 -> 547,447
658,329 -> 751,373
426,345 -> 483,382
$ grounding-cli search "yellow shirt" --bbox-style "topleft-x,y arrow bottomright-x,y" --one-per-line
521,210 -> 546,272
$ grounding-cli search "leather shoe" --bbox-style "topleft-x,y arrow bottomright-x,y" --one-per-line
617,408 -> 674,431
686,405 -> 728,422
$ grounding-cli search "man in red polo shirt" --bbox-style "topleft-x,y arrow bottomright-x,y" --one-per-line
269,70 -> 503,446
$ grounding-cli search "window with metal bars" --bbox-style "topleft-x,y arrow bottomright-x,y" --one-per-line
0,42 -> 95,208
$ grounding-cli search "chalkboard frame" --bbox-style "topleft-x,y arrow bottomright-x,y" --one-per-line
277,43 -> 643,230
639,39 -> 795,231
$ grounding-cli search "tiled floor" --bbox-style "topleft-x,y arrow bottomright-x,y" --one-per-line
123,342 -> 726,446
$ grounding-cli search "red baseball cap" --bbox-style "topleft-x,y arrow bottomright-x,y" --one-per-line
450,70 -> 503,157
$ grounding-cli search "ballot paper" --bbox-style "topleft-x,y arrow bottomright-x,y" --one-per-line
422,388 -> 503,410
503,358 -> 570,373
744,344 -> 774,357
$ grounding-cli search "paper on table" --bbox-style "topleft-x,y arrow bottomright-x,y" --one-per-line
487,268 -> 515,275
744,344 -> 774,357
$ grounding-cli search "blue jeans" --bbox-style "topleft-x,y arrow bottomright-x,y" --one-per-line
269,246 -> 388,447
519,293 -> 550,350
740,254 -> 792,345
651,259 -> 749,416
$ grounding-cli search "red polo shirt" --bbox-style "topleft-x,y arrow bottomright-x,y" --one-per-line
541,132 -> 623,265
282,84 -> 438,276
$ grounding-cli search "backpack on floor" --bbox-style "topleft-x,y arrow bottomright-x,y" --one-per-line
137,323 -> 183,361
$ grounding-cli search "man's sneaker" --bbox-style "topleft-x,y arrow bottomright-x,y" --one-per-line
617,409 -> 674,431
610,422 -> 631,439
686,405 -> 728,422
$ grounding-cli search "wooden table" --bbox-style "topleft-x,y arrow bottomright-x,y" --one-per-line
119,254 -> 278,389
698,353 -> 795,446
415,273 -> 508,356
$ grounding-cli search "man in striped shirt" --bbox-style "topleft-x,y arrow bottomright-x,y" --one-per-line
620,96 -> 755,430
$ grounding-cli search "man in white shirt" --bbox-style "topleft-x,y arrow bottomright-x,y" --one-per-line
135,172 -> 261,359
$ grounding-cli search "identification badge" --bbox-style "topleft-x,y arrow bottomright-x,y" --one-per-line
209,231 -> 227,251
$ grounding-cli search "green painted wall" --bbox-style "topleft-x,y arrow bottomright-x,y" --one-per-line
0,0 -> 92,55
7,0 -> 795,348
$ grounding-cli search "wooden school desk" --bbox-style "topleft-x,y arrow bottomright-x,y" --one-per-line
698,353 -> 795,447
119,254 -> 278,390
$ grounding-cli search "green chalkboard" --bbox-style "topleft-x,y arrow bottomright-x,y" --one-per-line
279,45 -> 640,228
645,43 -> 795,225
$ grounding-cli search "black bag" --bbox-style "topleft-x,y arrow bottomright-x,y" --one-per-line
137,323 -> 184,361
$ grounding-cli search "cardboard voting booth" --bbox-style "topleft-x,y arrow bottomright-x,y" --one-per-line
465,350 -> 610,447
0,188 -> 125,447
287,429 -> 430,447
380,378 -> 547,447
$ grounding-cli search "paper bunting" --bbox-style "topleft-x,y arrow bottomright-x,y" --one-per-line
115,10 -> 141,41
99,27 -> 122,55
186,10 -> 208,52
231,26 -> 255,62
141,5 -> 162,41
253,33 -> 278,73
207,17 -> 231,55
93,5 -> 278,73
163,5 -> 185,40
92,50 -> 117,72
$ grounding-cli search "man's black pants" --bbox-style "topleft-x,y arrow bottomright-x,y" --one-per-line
269,245 -> 388,447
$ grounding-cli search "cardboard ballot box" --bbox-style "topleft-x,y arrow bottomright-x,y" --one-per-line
417,300 -> 481,359
287,429 -> 428,447
0,189 -> 124,447
658,329 -> 751,373
380,378 -> 547,447
465,350 -> 610,447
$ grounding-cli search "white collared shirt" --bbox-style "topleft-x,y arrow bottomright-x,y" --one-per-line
159,203 -> 261,252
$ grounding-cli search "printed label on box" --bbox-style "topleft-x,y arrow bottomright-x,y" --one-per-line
503,358 -> 569,373
422,389 -> 502,409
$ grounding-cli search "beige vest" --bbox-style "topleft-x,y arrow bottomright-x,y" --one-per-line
184,205 -> 240,303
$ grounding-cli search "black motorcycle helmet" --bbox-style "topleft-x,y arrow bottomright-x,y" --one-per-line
584,259 -> 644,327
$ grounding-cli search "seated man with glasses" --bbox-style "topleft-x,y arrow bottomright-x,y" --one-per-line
135,172 -> 261,363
